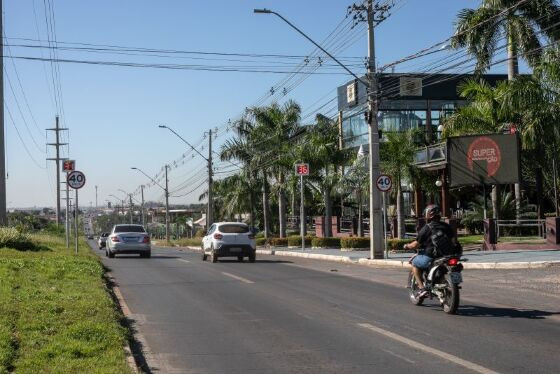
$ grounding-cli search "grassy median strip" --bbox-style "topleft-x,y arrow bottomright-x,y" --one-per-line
0,232 -> 130,373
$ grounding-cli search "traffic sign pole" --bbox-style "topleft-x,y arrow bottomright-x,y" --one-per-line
75,189 -> 79,254
383,191 -> 387,259
300,174 -> 305,251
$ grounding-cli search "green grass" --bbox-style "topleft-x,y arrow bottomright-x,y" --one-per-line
0,233 -> 130,373
499,236 -> 546,244
458,235 -> 484,246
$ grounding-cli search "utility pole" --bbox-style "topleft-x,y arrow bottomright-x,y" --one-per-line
0,0 -> 6,225
95,185 -> 98,210
207,129 -> 213,227
349,0 -> 390,259
129,194 -> 133,224
46,116 -> 68,226
141,185 -> 145,227
165,165 -> 170,244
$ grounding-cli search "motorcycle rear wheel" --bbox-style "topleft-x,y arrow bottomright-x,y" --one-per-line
407,272 -> 424,306
441,274 -> 460,314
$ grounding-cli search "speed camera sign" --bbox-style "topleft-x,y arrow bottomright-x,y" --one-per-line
67,171 -> 86,189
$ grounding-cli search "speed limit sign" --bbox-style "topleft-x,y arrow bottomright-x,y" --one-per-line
376,174 -> 392,192
67,171 -> 86,189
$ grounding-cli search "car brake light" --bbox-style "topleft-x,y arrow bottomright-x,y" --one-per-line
111,236 -> 120,242
447,258 -> 459,266
213,233 -> 223,240
142,236 -> 150,244
248,234 -> 255,239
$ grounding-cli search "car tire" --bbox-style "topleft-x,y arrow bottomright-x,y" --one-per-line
202,251 -> 207,261
237,256 -> 243,262
211,250 -> 218,263
249,254 -> 256,263
141,251 -> 151,259
108,249 -> 115,258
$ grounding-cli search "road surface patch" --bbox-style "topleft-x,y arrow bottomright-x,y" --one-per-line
357,323 -> 498,374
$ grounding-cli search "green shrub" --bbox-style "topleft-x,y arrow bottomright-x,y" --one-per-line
287,235 -> 313,246
340,237 -> 369,249
175,238 -> 202,247
256,238 -> 267,246
387,238 -> 414,251
255,231 -> 265,239
269,237 -> 288,247
0,227 -> 37,251
311,237 -> 341,248
194,229 -> 206,238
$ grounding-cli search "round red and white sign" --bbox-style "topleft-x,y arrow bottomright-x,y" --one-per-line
67,170 -> 86,189
376,174 -> 392,192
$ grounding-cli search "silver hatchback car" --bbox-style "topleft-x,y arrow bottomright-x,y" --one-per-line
106,224 -> 151,258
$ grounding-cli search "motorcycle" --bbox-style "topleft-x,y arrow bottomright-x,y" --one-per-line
407,254 -> 465,314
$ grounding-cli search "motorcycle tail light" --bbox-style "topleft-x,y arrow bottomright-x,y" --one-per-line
213,233 -> 223,240
447,258 -> 459,266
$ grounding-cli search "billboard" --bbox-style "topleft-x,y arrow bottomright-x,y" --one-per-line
447,134 -> 520,187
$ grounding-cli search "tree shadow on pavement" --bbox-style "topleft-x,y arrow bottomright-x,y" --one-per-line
457,305 -> 560,319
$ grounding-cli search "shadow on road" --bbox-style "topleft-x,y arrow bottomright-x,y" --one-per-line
458,305 -> 560,319
113,255 -> 182,260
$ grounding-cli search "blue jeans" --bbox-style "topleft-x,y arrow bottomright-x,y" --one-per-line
412,253 -> 433,269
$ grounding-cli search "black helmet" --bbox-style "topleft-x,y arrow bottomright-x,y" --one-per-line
424,204 -> 441,221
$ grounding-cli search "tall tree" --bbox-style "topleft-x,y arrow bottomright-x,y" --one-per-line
380,130 -> 418,238
452,0 -> 560,219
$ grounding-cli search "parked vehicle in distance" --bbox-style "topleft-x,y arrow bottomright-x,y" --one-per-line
87,234 -> 94,240
105,225 -> 151,258
98,233 -> 109,249
202,222 -> 256,263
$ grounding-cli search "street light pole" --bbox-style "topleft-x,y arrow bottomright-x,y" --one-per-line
254,5 -> 385,258
131,166 -> 170,244
158,125 -> 213,228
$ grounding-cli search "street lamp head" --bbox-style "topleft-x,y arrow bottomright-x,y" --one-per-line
158,125 -> 167,129
254,8 -> 272,14
131,167 -> 137,170
435,180 -> 443,187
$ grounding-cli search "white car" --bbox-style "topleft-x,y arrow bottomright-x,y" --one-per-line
105,224 -> 151,258
202,222 -> 256,263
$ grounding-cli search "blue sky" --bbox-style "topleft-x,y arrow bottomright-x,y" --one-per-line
4,0 -> 507,209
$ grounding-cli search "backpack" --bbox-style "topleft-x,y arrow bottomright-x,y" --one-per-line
428,222 -> 459,257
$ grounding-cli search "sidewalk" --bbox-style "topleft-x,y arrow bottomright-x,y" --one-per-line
256,246 -> 560,269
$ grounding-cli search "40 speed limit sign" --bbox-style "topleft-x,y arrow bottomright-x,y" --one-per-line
376,174 -> 392,192
67,170 -> 86,189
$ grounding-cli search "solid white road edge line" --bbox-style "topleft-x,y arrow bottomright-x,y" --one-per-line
176,259 -> 190,264
357,323 -> 499,374
221,272 -> 254,284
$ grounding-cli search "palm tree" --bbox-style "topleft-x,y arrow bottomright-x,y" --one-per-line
380,130 -> 419,238
298,114 -> 349,237
251,101 -> 302,238
337,153 -> 369,236
451,0 -> 560,220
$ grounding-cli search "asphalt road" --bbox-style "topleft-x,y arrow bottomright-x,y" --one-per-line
91,243 -> 560,374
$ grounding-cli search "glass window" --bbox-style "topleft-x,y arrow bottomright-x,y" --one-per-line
114,225 -> 146,233
218,224 -> 250,233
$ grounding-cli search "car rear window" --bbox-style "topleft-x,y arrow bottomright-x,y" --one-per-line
218,224 -> 249,233
114,225 -> 146,233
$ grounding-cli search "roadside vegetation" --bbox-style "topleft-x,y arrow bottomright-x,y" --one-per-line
0,229 -> 130,373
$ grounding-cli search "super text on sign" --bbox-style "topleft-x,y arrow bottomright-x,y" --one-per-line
295,163 -> 310,176
376,174 -> 392,192
67,171 -> 86,189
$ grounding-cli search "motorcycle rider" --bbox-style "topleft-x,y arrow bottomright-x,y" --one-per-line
404,204 -> 457,297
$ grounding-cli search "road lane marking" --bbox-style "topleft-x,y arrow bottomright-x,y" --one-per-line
382,349 -> 415,364
222,272 -> 254,284
358,323 -> 498,374
177,259 -> 190,264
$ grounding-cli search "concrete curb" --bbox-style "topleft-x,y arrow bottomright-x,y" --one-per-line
254,249 -> 560,270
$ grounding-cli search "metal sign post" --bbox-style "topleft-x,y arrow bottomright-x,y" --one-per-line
376,174 -> 392,259
295,163 -> 309,250
62,160 -> 75,249
67,170 -> 86,254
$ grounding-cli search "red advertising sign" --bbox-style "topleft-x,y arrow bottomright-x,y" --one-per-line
62,160 -> 75,172
295,163 -> 310,176
467,137 -> 501,177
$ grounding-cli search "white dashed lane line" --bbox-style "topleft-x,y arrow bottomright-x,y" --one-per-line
221,272 -> 254,284
358,323 -> 498,374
